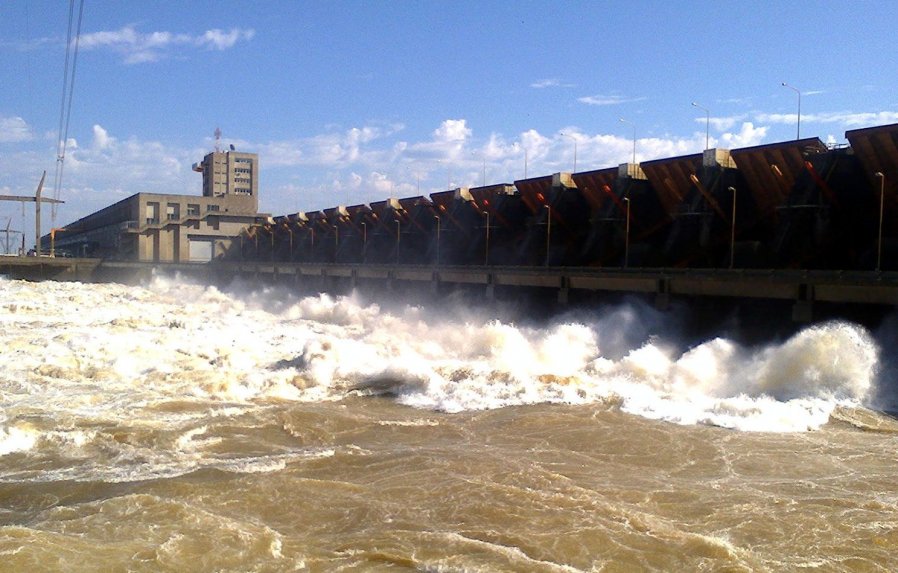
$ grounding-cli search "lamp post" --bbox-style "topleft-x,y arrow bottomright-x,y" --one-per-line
482,211 -> 490,266
782,82 -> 801,140
562,133 -> 577,173
876,172 -> 885,271
544,204 -> 551,267
728,186 -> 737,269
619,118 -> 636,165
692,101 -> 710,150
333,225 -> 339,262
395,220 -> 401,264
623,197 -> 630,268
434,215 -> 441,266
359,221 -> 367,261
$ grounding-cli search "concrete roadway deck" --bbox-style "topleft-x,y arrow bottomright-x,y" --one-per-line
4,257 -> 898,315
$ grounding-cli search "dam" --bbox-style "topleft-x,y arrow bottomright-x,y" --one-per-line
17,122 -> 898,322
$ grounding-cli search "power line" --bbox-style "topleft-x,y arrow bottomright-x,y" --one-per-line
51,0 -> 85,225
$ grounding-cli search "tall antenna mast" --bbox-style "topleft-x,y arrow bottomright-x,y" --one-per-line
214,127 -> 222,153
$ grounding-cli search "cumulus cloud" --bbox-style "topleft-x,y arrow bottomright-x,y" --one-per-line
92,124 -> 113,149
433,119 -> 472,144
78,25 -> 254,64
0,116 -> 33,143
718,122 -> 768,148
255,123 -> 404,168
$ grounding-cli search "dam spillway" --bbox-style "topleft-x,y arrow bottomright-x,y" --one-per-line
27,122 -> 898,321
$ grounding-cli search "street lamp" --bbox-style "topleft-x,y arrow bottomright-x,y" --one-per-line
728,186 -> 737,269
623,197 -> 630,268
333,224 -> 339,262
692,101 -> 710,150
782,82 -> 801,140
544,204 -> 552,267
395,220 -> 401,264
482,211 -> 490,266
434,215 -> 441,266
619,118 -> 636,165
562,133 -> 577,173
876,172 -> 885,271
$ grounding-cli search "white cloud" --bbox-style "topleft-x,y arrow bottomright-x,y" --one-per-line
433,119 -> 472,144
578,94 -> 647,106
531,78 -> 575,89
255,123 -> 404,168
695,115 -> 744,132
92,125 -> 113,150
718,122 -> 768,148
0,116 -> 33,143
755,110 -> 898,128
78,25 -> 255,64
198,28 -> 256,50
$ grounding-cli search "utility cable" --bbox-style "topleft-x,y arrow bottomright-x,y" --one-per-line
52,0 -> 85,224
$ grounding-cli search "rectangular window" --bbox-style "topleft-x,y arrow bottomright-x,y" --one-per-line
206,204 -> 220,212
187,204 -> 200,216
146,202 -> 159,225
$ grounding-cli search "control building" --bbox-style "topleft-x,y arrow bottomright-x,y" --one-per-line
44,150 -> 267,262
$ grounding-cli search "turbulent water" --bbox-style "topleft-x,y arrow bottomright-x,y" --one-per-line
1,274 -> 897,572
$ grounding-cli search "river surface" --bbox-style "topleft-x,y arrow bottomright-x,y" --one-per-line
1,275 -> 897,572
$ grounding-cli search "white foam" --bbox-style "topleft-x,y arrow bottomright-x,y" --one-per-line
0,424 -> 39,456
0,277 -> 885,441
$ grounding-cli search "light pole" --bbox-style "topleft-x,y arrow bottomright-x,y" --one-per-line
544,204 -> 551,267
692,101 -> 710,150
333,225 -> 339,262
360,221 -> 367,261
728,186 -> 737,269
876,172 -> 885,271
482,211 -> 490,266
434,215 -> 441,266
782,82 -> 801,140
562,133 -> 577,173
619,118 -> 636,165
395,220 -> 401,264
623,197 -> 630,268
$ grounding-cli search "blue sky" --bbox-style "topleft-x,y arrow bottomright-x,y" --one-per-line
2,1 -> 898,247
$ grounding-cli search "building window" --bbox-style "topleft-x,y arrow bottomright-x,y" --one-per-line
207,204 -> 220,212
187,204 -> 200,216
146,202 -> 159,225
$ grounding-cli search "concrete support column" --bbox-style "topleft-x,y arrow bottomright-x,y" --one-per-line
655,277 -> 671,311
431,271 -> 440,294
557,276 -> 570,305
792,283 -> 814,322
